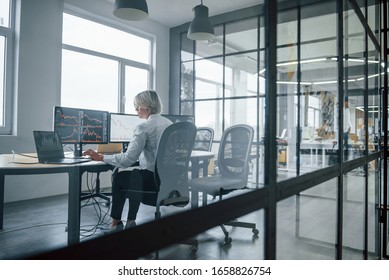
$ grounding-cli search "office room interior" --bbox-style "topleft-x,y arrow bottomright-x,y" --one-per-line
0,0 -> 388,260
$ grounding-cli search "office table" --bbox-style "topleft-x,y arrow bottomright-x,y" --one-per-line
0,153 -> 112,246
300,141 -> 336,168
0,150 -> 213,245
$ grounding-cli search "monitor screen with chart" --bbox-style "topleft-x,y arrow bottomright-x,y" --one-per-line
53,106 -> 109,144
109,113 -> 146,143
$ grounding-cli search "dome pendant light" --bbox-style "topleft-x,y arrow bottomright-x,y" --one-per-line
187,0 -> 215,41
113,0 -> 149,21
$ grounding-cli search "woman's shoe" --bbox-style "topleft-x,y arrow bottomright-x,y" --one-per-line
125,221 -> 137,229
112,221 -> 124,231
103,221 -> 124,235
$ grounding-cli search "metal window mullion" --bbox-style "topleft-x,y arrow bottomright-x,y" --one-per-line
296,5 -> 302,177
222,24 -> 226,132
118,62 -> 125,113
381,0 -> 388,259
336,0 -> 345,260
363,0 -> 369,260
0,25 -> 13,134
264,0 -> 277,260
255,15 -> 261,188
62,44 -> 151,71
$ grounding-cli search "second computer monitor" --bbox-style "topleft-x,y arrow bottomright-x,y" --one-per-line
109,113 -> 146,143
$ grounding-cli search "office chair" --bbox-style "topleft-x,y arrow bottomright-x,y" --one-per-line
190,127 -> 214,178
190,124 -> 258,244
125,121 -> 198,255
193,127 -> 214,152
154,121 -> 197,217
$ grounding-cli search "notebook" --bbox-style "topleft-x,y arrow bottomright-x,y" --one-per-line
33,131 -> 92,164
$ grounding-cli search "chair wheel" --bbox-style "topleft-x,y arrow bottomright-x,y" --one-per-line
253,229 -> 259,236
190,246 -> 198,254
224,236 -> 232,244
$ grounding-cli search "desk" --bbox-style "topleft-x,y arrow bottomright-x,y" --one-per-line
0,151 -> 213,245
0,154 -> 111,246
190,150 -> 215,178
300,141 -> 336,168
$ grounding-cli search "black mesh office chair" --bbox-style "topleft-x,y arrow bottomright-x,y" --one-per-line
154,121 -> 197,218
190,124 -> 258,244
125,121 -> 198,255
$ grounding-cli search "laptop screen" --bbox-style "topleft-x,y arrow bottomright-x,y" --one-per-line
33,131 -> 65,161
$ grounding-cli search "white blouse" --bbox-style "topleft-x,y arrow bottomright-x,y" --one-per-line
103,114 -> 172,172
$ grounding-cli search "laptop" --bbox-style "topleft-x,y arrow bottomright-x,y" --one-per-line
33,131 -> 92,164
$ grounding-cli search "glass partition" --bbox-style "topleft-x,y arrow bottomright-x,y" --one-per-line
173,0 -> 385,260
368,159 -> 380,259
342,171 -> 365,259
299,3 -> 338,173
276,7 -> 298,179
277,178 -> 338,259
343,3 -> 366,161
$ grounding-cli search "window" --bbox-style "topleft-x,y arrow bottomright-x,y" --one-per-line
61,13 -> 152,113
61,50 -> 119,112
0,0 -> 12,134
180,18 -> 259,140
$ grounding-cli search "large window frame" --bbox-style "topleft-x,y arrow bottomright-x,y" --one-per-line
61,11 -> 154,114
0,0 -> 13,135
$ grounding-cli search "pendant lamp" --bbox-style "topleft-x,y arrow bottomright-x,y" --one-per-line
187,1 -> 215,41
113,0 -> 149,21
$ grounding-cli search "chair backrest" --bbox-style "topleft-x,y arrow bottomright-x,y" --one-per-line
193,127 -> 214,152
155,121 -> 197,209
217,124 -> 254,182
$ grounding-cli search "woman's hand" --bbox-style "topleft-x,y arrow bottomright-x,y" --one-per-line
83,149 -> 104,161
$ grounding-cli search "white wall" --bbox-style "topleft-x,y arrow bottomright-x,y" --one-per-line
1,0 -> 170,202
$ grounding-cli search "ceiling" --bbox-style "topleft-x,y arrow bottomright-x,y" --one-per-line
105,0 -> 263,27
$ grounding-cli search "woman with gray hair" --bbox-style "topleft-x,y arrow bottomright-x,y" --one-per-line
83,90 -> 172,231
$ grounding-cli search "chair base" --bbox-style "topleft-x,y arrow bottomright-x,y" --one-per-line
154,237 -> 198,259
181,237 -> 199,254
80,172 -> 111,206
221,220 -> 259,244
81,191 -> 111,206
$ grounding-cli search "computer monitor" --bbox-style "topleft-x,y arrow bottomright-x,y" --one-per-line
109,113 -> 146,143
53,106 -> 109,144
162,114 -> 194,123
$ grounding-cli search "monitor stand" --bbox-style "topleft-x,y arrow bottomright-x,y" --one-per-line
73,143 -> 83,157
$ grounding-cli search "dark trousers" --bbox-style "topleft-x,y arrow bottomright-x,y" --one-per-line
110,169 -> 158,221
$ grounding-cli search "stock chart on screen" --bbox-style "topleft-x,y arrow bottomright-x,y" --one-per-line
109,113 -> 145,143
53,106 -> 109,144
